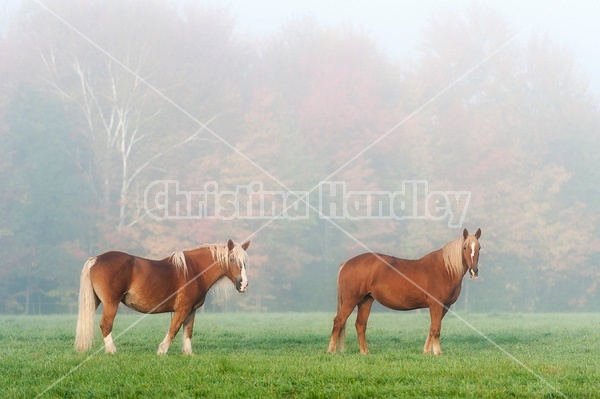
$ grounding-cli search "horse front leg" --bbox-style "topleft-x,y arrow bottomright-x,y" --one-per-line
181,310 -> 197,355
424,303 -> 444,355
434,306 -> 450,355
157,309 -> 189,355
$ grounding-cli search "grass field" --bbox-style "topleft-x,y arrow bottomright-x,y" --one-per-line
0,312 -> 597,398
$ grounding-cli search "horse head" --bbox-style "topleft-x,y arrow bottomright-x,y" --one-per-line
462,228 -> 482,279
225,239 -> 250,292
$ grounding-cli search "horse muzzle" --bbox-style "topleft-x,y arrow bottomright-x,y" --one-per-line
469,267 -> 478,279
236,277 -> 248,293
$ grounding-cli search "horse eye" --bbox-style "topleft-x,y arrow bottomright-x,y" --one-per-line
463,246 -> 467,250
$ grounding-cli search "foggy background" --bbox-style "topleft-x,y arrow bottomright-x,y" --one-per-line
0,0 -> 598,314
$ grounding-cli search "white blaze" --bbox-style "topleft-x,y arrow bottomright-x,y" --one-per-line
240,265 -> 248,291
470,242 -> 475,262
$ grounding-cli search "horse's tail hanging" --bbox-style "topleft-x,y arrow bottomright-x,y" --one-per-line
75,257 -> 97,351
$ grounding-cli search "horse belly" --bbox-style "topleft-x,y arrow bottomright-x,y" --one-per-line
122,289 -> 174,314
372,290 -> 427,311
370,273 -> 429,311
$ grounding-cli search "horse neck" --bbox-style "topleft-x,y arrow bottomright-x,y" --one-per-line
440,242 -> 468,282
187,248 -> 227,286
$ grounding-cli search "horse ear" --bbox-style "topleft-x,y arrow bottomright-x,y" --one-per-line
227,239 -> 235,251
475,228 -> 481,239
463,228 -> 469,240
241,241 -> 250,251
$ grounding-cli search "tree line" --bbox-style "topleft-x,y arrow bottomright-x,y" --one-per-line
0,1 -> 598,313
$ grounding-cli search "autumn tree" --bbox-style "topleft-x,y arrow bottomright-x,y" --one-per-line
7,0 -> 248,242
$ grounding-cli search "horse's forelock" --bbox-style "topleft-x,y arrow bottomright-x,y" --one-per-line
206,243 -> 248,270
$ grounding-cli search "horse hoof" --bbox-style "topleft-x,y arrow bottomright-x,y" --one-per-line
157,347 -> 168,355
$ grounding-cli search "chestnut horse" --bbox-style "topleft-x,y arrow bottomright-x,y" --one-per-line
328,228 -> 481,355
75,239 -> 250,354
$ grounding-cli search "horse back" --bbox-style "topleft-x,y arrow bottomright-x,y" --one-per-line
92,251 -> 179,280
341,251 -> 443,280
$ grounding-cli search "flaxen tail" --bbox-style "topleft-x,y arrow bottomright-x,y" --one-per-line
75,257 -> 96,351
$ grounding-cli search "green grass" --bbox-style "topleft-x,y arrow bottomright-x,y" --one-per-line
0,312 -> 597,398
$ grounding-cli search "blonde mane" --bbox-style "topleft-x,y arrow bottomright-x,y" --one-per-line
200,243 -> 249,302
168,243 -> 248,280
442,238 -> 465,278
168,251 -> 188,278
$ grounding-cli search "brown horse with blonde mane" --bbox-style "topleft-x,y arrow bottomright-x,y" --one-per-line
328,228 -> 481,355
75,239 -> 250,355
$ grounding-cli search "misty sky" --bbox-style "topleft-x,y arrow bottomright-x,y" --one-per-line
3,1 -> 598,94
205,0 -> 600,95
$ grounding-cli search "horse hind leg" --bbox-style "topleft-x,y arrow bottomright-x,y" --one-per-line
99,301 -> 119,354
355,296 -> 374,355
327,300 -> 355,353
